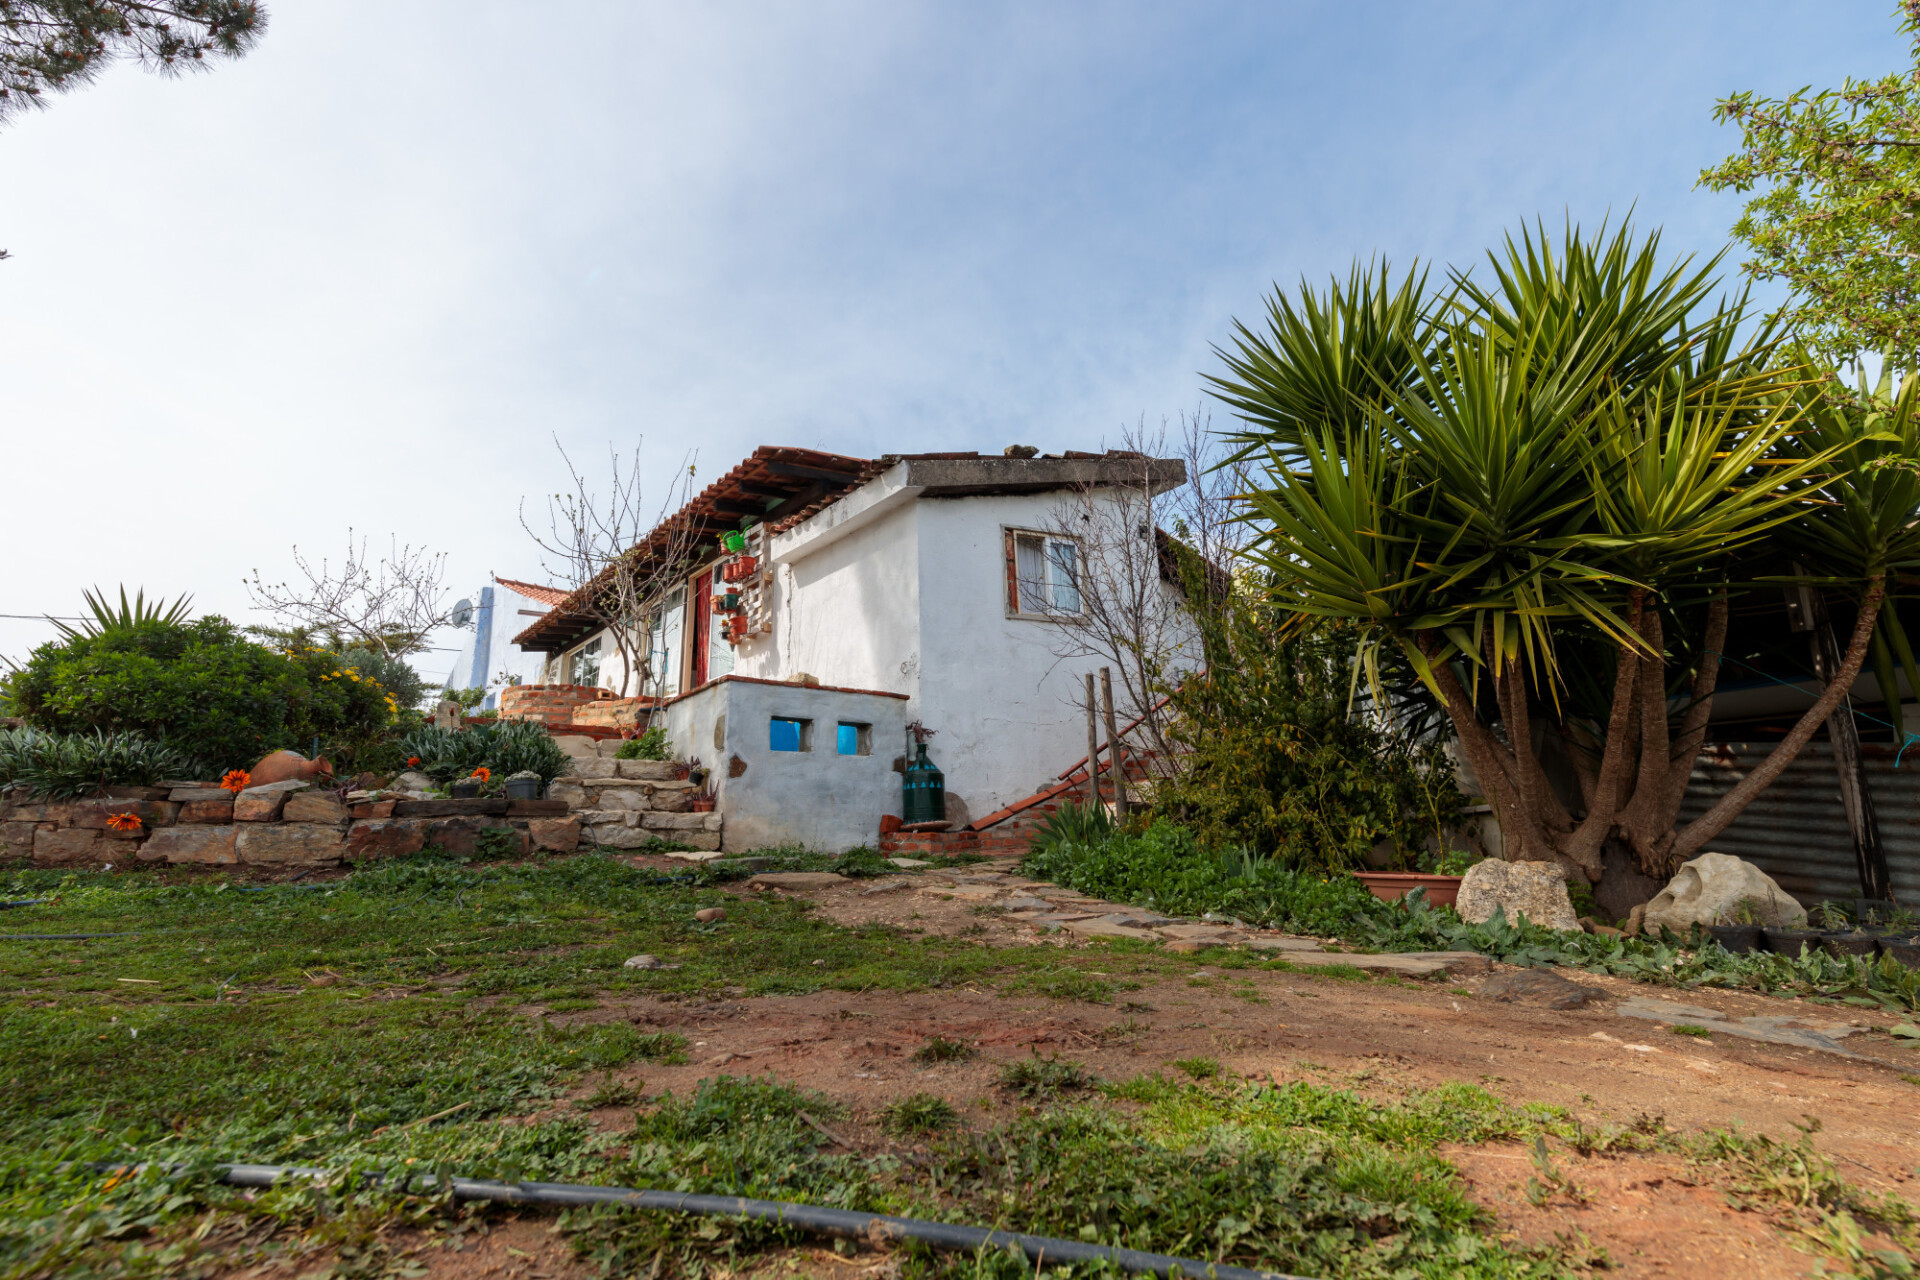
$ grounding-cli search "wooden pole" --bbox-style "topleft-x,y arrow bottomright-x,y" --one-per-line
1100,666 -> 1128,817
1084,673 -> 1101,812
1808,590 -> 1892,900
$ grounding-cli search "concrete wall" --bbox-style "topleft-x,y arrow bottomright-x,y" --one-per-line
657,676 -> 909,853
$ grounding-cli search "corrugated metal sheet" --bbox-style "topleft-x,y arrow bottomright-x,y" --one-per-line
1677,742 -> 1920,905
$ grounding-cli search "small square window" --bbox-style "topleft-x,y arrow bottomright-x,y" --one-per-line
837,722 -> 871,756
769,717 -> 812,752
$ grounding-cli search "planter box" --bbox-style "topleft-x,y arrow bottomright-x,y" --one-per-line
1354,872 -> 1463,909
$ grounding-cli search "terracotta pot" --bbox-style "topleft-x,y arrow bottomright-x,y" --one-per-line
1352,872 -> 1463,909
689,796 -> 716,813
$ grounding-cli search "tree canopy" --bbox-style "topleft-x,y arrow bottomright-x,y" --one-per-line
1,1 -> 265,124
1700,0 -> 1920,369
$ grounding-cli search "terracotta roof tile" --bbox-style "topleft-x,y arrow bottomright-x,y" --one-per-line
492,576 -> 571,608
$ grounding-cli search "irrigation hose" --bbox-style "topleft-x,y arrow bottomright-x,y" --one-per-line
113,1162 -> 1308,1280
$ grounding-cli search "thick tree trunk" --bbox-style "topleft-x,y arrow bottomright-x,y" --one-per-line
1809,591 -> 1892,900
1669,577 -> 1887,863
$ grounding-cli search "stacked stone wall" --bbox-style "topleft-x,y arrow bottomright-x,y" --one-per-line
499,683 -> 615,726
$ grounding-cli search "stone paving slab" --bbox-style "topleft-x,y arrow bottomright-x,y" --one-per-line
1061,917 -> 1160,941
1615,996 -> 1868,1058
1276,951 -> 1450,978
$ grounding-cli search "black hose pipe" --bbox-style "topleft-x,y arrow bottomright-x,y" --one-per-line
194,1163 -> 1311,1280
0,899 -> 49,909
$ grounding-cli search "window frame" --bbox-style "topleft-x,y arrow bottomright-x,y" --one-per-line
769,716 -> 814,753
836,721 -> 872,757
1003,527 -> 1085,620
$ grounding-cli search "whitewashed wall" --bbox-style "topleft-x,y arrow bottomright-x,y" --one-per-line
438,583 -> 556,709
658,676 -> 909,852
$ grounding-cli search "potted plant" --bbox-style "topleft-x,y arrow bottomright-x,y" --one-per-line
1353,849 -> 1476,910
504,769 -> 543,801
1705,898 -> 1764,955
450,766 -> 490,800
689,790 -> 717,813
1811,900 -> 1880,958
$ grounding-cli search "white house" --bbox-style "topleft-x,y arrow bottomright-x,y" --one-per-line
510,446 -> 1190,851
438,576 -> 568,710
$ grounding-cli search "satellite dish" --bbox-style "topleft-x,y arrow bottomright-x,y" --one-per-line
451,598 -> 473,629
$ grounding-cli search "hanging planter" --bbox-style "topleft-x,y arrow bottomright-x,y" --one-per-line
721,530 -> 749,554
722,556 -> 758,583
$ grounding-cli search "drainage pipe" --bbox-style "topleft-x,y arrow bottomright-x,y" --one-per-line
202,1163 -> 1310,1280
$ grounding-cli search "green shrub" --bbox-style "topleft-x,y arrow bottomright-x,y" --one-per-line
1027,801 -> 1114,861
9,615 -> 397,775
395,720 -> 570,785
0,728 -> 198,800
882,1092 -> 958,1136
615,725 -> 670,760
1156,578 -> 1464,869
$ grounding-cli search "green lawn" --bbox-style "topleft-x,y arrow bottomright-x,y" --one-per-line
0,852 -> 1907,1279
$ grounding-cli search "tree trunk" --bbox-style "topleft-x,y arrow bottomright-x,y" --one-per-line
1669,576 -> 1887,862
1809,591 -> 1892,901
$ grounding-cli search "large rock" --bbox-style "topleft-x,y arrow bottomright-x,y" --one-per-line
283,792 -> 349,825
582,825 -> 659,849
178,799 -> 235,824
426,816 -> 524,858
1455,859 -> 1581,931
168,786 -> 234,803
594,786 -> 649,811
547,782 -> 589,809
616,759 -> 682,781
141,825 -> 239,864
33,827 -> 103,864
234,779 -> 309,822
236,823 -> 347,864
1639,852 -> 1805,934
2,821 -> 40,861
642,811 -> 714,831
392,771 -> 436,792
71,799 -> 177,830
526,817 -> 581,852
562,757 -> 616,779
347,819 -> 426,860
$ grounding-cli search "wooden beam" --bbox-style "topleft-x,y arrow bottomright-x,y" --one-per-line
766,460 -> 866,485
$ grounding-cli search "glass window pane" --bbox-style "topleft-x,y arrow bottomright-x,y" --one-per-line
1048,540 -> 1081,613
1015,535 -> 1049,613
770,717 -> 804,752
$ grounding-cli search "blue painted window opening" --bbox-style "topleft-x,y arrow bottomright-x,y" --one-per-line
770,717 -> 811,752
837,722 -> 871,756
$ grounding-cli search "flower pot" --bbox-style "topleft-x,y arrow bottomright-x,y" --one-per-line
1820,932 -> 1880,960
1352,872 -> 1464,910
1706,924 -> 1763,955
504,777 -> 542,801
689,795 -> 716,813
450,780 -> 481,799
1881,937 -> 1920,968
1762,927 -> 1825,957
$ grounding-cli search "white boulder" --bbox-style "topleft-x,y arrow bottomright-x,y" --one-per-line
1455,859 -> 1582,932
1638,852 -> 1805,934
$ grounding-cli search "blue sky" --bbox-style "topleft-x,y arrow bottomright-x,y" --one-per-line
0,1 -> 1902,677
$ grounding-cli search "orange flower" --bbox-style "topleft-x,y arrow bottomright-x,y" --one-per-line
407,756 -> 422,767
105,811 -> 142,832
470,766 -> 491,782
220,769 -> 251,794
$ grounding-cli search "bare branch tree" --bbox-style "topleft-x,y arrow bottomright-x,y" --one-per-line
519,437 -> 702,699
245,531 -> 451,659
1038,410 -> 1248,771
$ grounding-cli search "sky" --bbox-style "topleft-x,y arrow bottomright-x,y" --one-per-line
0,0 -> 1905,684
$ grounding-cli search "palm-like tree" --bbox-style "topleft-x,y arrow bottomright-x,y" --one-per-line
1211,220 -> 1920,887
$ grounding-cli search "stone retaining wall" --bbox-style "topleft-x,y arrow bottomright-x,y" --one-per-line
0,781 -> 582,869
499,683 -> 615,727
550,756 -> 722,852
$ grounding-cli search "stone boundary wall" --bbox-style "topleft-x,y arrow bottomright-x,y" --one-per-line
0,781 -> 581,869
550,756 -> 722,852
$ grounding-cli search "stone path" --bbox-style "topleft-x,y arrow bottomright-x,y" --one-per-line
743,865 -> 1490,979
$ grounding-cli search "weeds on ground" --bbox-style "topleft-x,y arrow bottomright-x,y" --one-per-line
996,1053 -> 1094,1100
1671,1024 -> 1712,1039
912,1035 -> 975,1065
882,1092 -> 959,1137
1171,1056 -> 1221,1080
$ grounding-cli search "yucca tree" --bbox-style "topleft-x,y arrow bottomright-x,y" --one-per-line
1213,220 -> 1920,888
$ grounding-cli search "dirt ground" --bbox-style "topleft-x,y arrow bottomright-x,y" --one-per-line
330,859 -> 1920,1279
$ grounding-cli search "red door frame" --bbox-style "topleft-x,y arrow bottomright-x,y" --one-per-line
690,568 -> 712,688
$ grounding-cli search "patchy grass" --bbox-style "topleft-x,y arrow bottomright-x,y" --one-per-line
1670,1024 -> 1713,1039
911,1034 -> 975,1065
881,1092 -> 959,1136
996,1053 -> 1094,1101
1171,1056 -> 1222,1080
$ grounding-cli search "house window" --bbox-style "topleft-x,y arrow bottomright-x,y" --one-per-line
1006,530 -> 1082,617
565,637 -> 602,687
769,717 -> 813,752
837,722 -> 871,756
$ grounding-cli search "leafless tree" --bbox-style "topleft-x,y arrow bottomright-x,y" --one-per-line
245,531 -> 452,659
520,437 -> 702,699
1038,410 -> 1250,768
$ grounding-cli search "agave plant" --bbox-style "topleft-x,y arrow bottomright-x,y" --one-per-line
394,720 -> 570,785
0,727 -> 199,800
1215,218 -> 1920,887
49,586 -> 194,641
